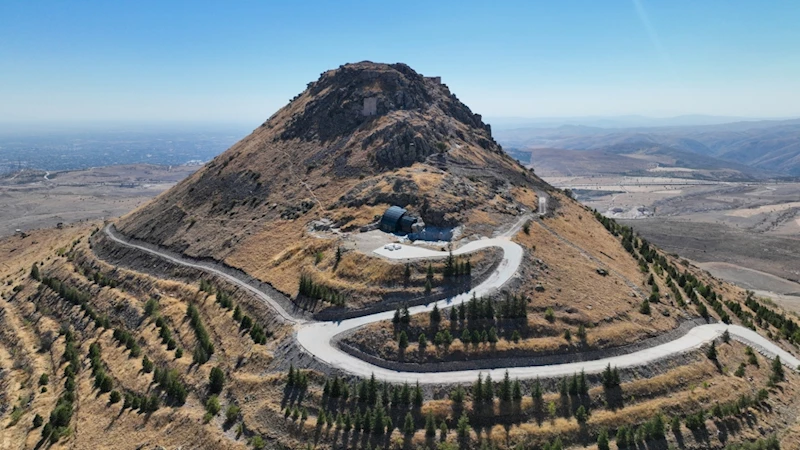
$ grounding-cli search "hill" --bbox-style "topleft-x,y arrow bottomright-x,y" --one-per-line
3,62 -> 800,450
116,62 -> 546,307
496,119 -> 800,176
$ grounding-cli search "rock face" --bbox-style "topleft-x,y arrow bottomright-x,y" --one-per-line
116,61 -> 546,269
278,62 -> 500,169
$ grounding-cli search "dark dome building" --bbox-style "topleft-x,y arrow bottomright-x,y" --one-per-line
379,206 -> 407,233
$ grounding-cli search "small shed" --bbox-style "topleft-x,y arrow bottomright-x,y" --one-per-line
379,206 -> 407,233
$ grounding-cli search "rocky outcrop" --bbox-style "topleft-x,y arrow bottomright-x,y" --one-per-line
278,61 -> 501,170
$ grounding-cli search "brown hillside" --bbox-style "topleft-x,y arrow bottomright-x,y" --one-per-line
116,62 -> 546,296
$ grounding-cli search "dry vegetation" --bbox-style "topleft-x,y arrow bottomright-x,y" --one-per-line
3,205 -> 800,449
345,198 -> 689,362
4,62 -> 800,449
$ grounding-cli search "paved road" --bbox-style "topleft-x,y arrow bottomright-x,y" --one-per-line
103,224 -> 799,384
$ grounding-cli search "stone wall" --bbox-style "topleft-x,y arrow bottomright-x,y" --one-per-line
335,318 -> 710,373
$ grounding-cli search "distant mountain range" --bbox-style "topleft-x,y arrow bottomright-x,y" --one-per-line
486,114 -> 782,130
495,118 -> 800,177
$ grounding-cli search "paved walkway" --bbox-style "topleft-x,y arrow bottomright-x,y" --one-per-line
103,223 -> 800,384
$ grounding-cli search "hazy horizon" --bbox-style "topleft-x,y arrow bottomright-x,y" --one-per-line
3,113 -> 799,135
3,1 -> 800,123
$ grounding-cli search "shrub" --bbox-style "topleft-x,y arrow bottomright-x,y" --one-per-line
576,324 -> 587,341
770,356 -> 785,383
39,373 -> 49,386
225,404 -> 240,423
639,299 -> 651,315
144,298 -> 158,316
109,390 -> 121,404
450,385 -> 465,403
206,396 -> 221,415
671,415 -> 681,432
684,410 -> 706,431
575,405 -> 588,423
251,435 -> 265,450
544,307 -> 555,323
33,413 -> 44,428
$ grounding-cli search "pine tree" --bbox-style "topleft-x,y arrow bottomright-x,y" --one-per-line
597,428 -> 610,450
578,370 -> 588,396
473,374 -> 483,404
398,331 -> 409,350
500,370 -> 512,402
483,374 -> 494,402
425,411 -> 436,437
512,379 -> 522,401
640,299 -> 651,315
403,412 -> 415,435
401,305 -> 411,324
532,377 -> 543,405
430,304 -> 441,323
368,373 -> 378,405
771,355 -> 785,382
209,366 -> 225,394
30,263 -> 40,281
575,405 -> 588,423
457,412 -> 470,439
413,382 -> 423,408
401,382 -> 411,405
706,341 -> 717,361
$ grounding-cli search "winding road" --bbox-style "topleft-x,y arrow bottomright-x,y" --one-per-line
103,224 -> 799,384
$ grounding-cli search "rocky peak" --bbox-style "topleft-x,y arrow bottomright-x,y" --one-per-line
277,62 -> 498,169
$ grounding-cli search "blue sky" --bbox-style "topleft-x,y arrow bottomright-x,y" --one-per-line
1,0 -> 799,124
